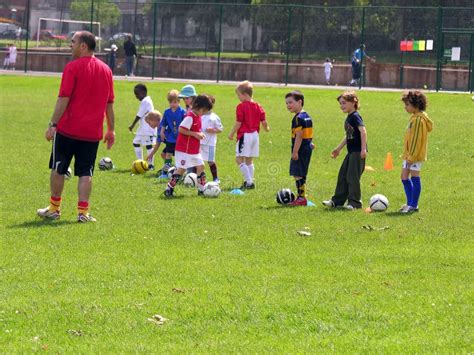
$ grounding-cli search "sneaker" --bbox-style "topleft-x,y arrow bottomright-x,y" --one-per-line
289,197 -> 307,206
240,182 -> 255,190
214,178 -> 221,184
164,188 -> 174,197
322,200 -> 335,208
400,205 -> 419,214
342,205 -> 355,211
148,164 -> 155,171
77,213 -> 96,223
37,207 -> 61,220
399,204 -> 408,212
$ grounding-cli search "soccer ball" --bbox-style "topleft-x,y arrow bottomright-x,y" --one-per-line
98,157 -> 113,170
276,188 -> 296,205
203,182 -> 221,197
132,159 -> 149,174
369,194 -> 389,211
184,172 -> 198,187
65,167 -> 72,179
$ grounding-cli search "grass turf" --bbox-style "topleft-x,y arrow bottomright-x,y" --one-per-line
0,75 -> 472,352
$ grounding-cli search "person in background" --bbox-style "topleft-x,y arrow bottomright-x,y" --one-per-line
124,35 -> 136,76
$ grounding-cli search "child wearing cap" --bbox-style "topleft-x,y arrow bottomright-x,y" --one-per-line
178,84 -> 198,114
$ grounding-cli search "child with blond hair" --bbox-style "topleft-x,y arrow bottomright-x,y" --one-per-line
228,80 -> 270,189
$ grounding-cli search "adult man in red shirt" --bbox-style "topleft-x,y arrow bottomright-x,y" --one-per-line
37,31 -> 115,223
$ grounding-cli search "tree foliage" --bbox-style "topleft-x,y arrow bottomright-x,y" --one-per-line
70,0 -> 120,27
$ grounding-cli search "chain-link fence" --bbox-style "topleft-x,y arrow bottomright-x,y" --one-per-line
2,1 -> 473,91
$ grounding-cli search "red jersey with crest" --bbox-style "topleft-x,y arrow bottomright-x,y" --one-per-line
236,100 -> 266,140
175,111 -> 202,154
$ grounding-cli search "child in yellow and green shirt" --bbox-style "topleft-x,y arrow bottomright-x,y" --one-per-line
400,90 -> 433,213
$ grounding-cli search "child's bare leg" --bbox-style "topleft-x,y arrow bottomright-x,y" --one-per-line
208,161 -> 218,181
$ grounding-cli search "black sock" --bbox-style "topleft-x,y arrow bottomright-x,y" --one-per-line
296,178 -> 306,198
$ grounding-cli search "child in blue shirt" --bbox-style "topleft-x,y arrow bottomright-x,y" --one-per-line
148,89 -> 186,172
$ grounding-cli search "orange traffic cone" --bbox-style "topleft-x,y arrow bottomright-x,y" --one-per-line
384,152 -> 394,171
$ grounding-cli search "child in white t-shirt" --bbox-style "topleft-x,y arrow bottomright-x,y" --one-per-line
128,83 -> 157,169
324,57 -> 333,85
200,96 -> 223,183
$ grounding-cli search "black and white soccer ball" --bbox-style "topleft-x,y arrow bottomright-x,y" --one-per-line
98,157 -> 113,170
203,182 -> 221,197
276,188 -> 296,205
184,173 -> 198,187
369,194 -> 389,211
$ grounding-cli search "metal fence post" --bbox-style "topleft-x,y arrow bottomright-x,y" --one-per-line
216,5 -> 223,83
469,33 -> 473,93
90,0 -> 94,32
435,6 -> 443,92
298,9 -> 305,62
284,6 -> 293,86
151,2 -> 157,80
399,50 -> 404,89
359,6 -> 366,90
24,0 -> 31,73
133,0 -> 138,40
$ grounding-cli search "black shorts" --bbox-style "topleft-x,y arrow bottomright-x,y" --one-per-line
164,142 -> 176,155
49,132 -> 99,177
289,147 -> 312,178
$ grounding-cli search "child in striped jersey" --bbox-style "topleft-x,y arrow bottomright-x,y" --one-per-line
399,90 -> 433,213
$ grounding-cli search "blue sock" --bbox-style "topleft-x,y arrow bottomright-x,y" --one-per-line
402,179 -> 413,206
411,176 -> 421,208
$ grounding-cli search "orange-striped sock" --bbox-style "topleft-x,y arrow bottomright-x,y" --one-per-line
78,201 -> 89,215
49,196 -> 61,211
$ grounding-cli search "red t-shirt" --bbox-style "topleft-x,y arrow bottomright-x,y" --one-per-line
236,101 -> 266,140
175,111 -> 202,154
57,56 -> 114,142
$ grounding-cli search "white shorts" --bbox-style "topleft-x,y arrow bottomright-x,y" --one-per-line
236,131 -> 259,157
200,144 -> 216,162
402,160 -> 423,171
133,134 -> 156,146
175,151 -> 204,169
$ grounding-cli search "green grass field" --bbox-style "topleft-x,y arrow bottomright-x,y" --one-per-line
1,75 -> 472,352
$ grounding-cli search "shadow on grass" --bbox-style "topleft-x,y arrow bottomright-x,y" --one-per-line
159,195 -> 186,200
110,168 -> 133,175
8,219 -> 77,229
385,211 -> 415,218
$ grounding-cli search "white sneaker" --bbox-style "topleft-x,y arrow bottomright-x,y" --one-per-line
322,200 -> 335,208
78,213 -> 97,223
37,207 -> 61,220
400,205 -> 418,214
399,204 -> 408,212
342,204 -> 354,211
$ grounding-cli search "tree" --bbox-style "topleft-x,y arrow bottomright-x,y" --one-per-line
70,0 -> 120,28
